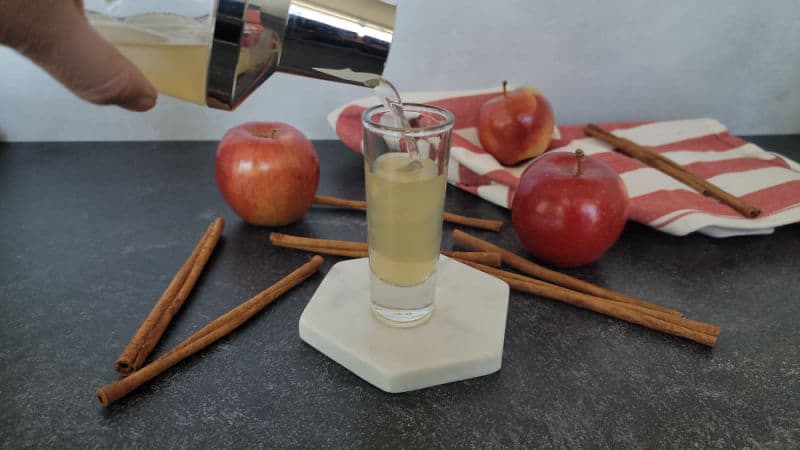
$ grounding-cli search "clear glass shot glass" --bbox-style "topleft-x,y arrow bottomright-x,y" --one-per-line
361,103 -> 455,327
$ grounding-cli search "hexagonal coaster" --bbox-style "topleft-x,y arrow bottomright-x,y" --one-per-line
299,256 -> 509,393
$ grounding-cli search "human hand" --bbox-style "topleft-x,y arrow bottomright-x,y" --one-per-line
0,0 -> 157,111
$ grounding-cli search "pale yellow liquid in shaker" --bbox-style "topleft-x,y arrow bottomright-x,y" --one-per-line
90,15 -> 210,104
112,43 -> 209,104
366,153 -> 447,286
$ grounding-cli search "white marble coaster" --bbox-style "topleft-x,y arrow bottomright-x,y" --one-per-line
299,256 -> 510,393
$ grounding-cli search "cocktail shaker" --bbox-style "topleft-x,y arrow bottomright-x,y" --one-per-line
86,0 -> 395,110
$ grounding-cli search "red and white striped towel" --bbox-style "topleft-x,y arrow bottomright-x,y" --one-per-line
328,88 -> 800,237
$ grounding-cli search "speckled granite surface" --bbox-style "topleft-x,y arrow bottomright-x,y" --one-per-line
1,137 -> 798,449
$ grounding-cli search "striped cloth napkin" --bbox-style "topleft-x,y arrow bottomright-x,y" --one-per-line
328,88 -> 800,237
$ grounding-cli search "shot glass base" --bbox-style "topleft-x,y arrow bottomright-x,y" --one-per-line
371,303 -> 433,327
299,256 -> 510,393
369,269 -> 436,327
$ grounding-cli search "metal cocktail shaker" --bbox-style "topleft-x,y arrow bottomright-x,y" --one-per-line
86,0 -> 395,110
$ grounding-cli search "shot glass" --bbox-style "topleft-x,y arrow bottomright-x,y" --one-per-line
361,103 -> 455,327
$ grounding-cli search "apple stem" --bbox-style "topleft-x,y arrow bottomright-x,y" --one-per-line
502,80 -> 508,97
575,149 -> 585,176
269,129 -> 278,139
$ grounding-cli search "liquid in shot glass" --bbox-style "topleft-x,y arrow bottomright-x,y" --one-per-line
362,103 -> 455,327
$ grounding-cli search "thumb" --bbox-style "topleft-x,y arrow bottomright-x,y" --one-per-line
22,5 -> 158,111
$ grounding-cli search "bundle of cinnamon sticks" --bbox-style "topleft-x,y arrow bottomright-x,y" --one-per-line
450,229 -> 719,347
270,225 -> 719,347
101,184 -> 722,406
114,218 -> 225,376
96,218 -> 323,407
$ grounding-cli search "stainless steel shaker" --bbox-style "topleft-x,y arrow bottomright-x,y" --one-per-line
86,0 -> 395,110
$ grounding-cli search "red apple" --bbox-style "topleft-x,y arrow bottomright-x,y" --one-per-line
478,81 -> 555,166
511,150 -> 629,267
216,122 -> 319,226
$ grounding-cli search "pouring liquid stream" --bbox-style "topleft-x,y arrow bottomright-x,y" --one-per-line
371,79 -> 423,170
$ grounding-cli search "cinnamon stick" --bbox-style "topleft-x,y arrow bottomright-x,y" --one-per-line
466,262 -> 719,346
464,261 -> 717,347
443,251 -> 501,267
314,194 -> 504,232
269,232 -> 502,267
283,243 -> 368,259
270,232 -> 367,252
451,229 -> 682,317
114,217 -> 224,376
97,255 -> 324,407
314,194 -> 367,211
585,123 -> 760,218
442,212 -> 503,232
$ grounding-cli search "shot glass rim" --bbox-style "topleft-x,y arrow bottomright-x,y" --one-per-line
361,103 -> 455,137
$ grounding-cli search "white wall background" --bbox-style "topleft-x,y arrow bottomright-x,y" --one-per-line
1,0 -> 798,142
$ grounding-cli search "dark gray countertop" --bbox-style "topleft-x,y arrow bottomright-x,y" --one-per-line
1,136 -> 798,449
